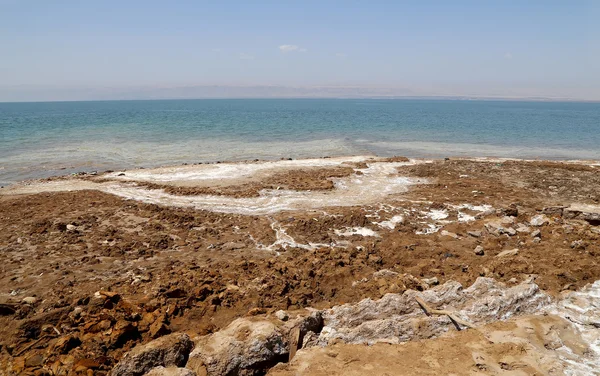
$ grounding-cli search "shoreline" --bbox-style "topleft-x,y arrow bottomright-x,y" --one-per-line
1,155 -> 599,374
3,154 -> 599,191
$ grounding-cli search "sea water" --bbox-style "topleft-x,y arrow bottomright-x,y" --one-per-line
1,98 -> 599,186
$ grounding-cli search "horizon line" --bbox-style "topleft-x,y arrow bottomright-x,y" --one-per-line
2,95 -> 600,104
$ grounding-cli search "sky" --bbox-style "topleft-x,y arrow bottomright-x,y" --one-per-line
0,0 -> 599,101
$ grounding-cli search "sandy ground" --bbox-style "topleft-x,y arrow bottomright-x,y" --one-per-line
0,156 -> 599,375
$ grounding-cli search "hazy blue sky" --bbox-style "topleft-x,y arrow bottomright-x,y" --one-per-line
1,0 -> 599,101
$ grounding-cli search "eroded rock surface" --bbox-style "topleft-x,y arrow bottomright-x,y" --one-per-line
315,277 -> 550,345
111,333 -> 193,376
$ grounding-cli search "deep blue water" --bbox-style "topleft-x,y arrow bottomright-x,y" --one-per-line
1,98 -> 599,185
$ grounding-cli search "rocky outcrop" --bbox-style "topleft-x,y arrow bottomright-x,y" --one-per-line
111,333 -> 194,376
314,277 -> 550,345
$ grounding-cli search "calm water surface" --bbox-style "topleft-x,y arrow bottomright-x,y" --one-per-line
1,99 -> 599,186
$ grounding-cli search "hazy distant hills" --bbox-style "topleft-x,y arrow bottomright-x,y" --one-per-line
0,85 -> 594,102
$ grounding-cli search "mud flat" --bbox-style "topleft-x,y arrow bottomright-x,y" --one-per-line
1,156 -> 599,375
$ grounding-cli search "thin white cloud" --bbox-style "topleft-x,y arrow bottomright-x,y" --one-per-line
335,52 -> 347,58
239,53 -> 254,60
212,48 -> 222,52
279,44 -> 307,53
504,52 -> 513,59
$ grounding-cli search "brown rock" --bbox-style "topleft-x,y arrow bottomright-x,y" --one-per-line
149,316 -> 171,339
74,358 -> 101,370
109,320 -> 139,349
25,354 -> 45,368
53,335 -> 81,354
139,312 -> 156,332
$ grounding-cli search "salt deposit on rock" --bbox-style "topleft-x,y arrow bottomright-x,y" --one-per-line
334,227 -> 379,237
315,277 -> 550,346
375,215 -> 404,229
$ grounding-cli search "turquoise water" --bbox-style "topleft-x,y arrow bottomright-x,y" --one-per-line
1,98 -> 599,186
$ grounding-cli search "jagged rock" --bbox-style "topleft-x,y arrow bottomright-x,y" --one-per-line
149,316 -> 171,339
110,320 -> 139,349
542,206 -> 566,215
531,229 -> 541,238
18,307 -> 70,339
52,335 -> 81,354
187,318 -> 287,376
563,204 -> 600,225
530,215 -> 550,227
501,206 -> 519,217
187,312 -> 322,376
144,366 -> 196,376
314,277 -> 549,346
110,333 -> 194,376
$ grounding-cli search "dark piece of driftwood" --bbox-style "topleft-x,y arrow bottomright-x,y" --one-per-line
415,296 -> 476,330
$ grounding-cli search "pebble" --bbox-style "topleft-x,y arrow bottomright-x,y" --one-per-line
275,310 -> 289,321
440,230 -> 459,239
496,249 -> 519,258
531,229 -> 541,238
474,246 -> 485,256
66,224 -> 77,231
530,214 -> 549,227
72,306 -> 83,317
422,277 -> 439,286
467,230 -> 481,238
22,297 -> 37,305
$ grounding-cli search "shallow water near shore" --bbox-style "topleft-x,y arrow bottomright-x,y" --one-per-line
1,98 -> 599,186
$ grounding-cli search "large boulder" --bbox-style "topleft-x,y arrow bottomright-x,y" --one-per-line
187,312 -> 322,376
187,318 -> 287,376
111,333 -> 194,376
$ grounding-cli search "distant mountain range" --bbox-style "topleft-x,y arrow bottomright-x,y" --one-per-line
0,85 -> 596,102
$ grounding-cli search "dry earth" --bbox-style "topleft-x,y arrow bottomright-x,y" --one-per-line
0,156 -> 599,375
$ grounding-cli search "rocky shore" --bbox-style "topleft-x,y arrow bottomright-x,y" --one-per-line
1,156 -> 599,375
